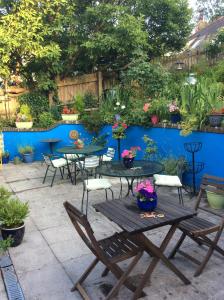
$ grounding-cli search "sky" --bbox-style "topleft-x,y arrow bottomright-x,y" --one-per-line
189,0 -> 197,10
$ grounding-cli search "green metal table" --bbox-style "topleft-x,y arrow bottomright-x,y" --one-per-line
57,145 -> 104,184
97,160 -> 164,197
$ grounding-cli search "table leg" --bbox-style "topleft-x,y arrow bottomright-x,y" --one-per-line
132,224 -> 190,300
125,178 -> 135,197
49,143 -> 53,154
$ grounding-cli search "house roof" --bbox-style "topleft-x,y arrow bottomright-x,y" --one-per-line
188,16 -> 224,49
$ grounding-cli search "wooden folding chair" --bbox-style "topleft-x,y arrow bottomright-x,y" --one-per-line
169,174 -> 224,276
63,201 -> 145,300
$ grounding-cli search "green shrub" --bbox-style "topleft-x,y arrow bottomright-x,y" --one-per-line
0,237 -> 13,254
0,187 -> 12,203
13,156 -> 22,165
19,91 -> 49,122
18,145 -> 34,154
81,110 -> 103,134
0,197 -> 29,228
38,112 -> 55,128
50,105 -> 62,121
83,92 -> 98,109
161,156 -> 186,176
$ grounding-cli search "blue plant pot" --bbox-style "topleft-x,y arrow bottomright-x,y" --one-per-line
123,157 -> 134,168
170,113 -> 181,124
137,193 -> 157,211
23,153 -> 34,163
2,156 -> 9,164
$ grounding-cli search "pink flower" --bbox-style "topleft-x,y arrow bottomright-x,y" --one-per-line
112,123 -> 118,129
143,103 -> 150,112
135,179 -> 154,193
121,150 -> 130,158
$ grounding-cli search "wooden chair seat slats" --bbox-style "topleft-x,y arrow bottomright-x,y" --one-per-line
63,201 -> 144,299
169,174 -> 224,277
179,217 -> 220,235
98,233 -> 141,261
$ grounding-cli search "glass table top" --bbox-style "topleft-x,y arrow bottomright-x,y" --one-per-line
98,160 -> 164,178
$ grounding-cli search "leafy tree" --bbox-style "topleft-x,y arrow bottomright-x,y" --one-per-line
196,0 -> 224,21
0,0 -> 192,92
135,0 -> 192,57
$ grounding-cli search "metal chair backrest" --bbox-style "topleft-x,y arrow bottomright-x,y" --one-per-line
84,155 -> 100,169
195,174 -> 224,211
63,201 -> 105,256
42,154 -> 53,166
106,147 -> 115,159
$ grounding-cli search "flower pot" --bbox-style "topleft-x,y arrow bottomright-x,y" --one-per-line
76,144 -> 84,149
137,194 -> 157,211
206,190 -> 224,209
209,114 -> 223,127
15,121 -> 33,129
151,115 -> 159,125
2,156 -> 9,164
123,157 -> 134,168
170,113 -> 181,124
23,153 -> 34,163
1,223 -> 25,247
61,114 -> 79,121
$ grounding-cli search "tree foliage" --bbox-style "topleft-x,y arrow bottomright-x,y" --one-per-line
0,0 -> 192,92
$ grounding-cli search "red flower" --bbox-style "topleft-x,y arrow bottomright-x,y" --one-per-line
121,123 -> 127,129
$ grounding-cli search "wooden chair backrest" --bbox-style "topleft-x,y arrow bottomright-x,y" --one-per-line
63,201 -> 105,257
195,174 -> 224,211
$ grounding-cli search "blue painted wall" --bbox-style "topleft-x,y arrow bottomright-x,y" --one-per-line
3,124 -> 224,187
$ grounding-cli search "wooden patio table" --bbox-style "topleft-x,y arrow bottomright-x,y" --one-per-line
94,197 -> 197,299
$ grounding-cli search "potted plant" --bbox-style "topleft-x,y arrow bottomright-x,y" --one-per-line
206,186 -> 224,209
135,180 -> 157,211
208,97 -> 224,127
121,146 -> 141,168
2,151 -> 10,164
18,145 -> 34,163
15,104 -> 33,129
0,188 -> 29,247
168,100 -> 181,124
61,95 -> 85,122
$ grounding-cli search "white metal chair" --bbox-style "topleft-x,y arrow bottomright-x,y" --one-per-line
102,147 -> 116,162
77,156 -> 114,215
42,154 -> 72,187
153,162 -> 185,205
153,174 -> 183,204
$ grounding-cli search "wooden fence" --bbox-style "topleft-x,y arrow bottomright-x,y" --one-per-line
158,50 -> 224,71
55,72 -> 102,103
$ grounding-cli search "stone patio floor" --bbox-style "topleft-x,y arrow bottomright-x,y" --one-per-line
0,162 -> 224,300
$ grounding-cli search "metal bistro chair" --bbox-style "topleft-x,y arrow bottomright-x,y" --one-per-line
77,156 -> 114,216
64,153 -> 84,184
153,159 -> 185,205
63,201 -> 145,300
42,154 -> 72,187
169,174 -> 224,276
102,147 -> 116,162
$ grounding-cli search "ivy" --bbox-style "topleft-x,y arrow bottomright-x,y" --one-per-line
19,92 -> 49,123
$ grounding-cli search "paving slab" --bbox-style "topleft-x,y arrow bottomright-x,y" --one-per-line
0,162 -> 224,300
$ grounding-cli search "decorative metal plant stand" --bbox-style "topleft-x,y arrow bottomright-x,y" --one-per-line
184,142 -> 204,195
